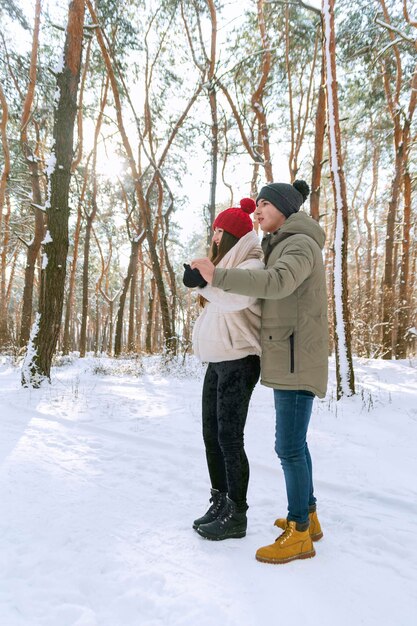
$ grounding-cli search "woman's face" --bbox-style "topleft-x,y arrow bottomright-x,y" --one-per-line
212,227 -> 224,246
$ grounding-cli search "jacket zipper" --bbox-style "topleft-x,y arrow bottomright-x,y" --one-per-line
289,333 -> 295,373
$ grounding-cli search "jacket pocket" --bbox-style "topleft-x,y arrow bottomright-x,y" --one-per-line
289,332 -> 295,373
261,324 -> 295,377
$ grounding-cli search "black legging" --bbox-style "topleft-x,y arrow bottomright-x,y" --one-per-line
202,355 -> 260,506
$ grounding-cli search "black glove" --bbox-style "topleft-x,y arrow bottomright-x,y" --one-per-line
182,263 -> 207,288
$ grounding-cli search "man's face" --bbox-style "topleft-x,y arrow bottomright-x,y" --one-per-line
255,199 -> 286,233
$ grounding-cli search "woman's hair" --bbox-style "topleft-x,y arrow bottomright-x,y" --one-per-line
210,230 -> 239,266
199,230 -> 239,307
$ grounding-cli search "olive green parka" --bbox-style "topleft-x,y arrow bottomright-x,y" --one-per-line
212,211 -> 328,398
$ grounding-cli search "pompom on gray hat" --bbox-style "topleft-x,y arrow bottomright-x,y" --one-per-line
256,179 -> 310,218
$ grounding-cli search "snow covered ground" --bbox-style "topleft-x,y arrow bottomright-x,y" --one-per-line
0,354 -> 416,626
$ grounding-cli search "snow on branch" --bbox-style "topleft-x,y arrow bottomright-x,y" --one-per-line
31,203 -> 47,212
265,0 -> 321,17
374,37 -> 407,64
375,17 -> 416,44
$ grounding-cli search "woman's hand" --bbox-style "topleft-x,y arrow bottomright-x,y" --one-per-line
191,258 -> 215,284
182,264 -> 207,288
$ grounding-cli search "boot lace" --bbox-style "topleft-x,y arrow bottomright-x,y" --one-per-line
209,496 -> 224,515
219,506 -> 234,526
275,524 -> 295,545
204,494 -> 225,520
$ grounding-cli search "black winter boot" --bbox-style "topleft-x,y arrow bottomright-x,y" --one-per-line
196,496 -> 247,540
193,489 -> 227,530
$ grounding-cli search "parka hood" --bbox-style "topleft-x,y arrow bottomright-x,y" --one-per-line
262,211 -> 326,257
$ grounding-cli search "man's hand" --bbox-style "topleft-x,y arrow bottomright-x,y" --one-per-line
191,258 -> 215,284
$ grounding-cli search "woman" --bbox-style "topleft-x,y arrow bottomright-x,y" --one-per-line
183,198 -> 263,541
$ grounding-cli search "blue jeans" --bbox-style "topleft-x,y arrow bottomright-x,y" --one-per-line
274,389 -> 316,526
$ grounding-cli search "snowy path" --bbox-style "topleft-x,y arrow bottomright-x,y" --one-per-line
0,356 -> 416,626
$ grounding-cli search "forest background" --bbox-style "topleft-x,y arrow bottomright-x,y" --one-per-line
0,0 -> 416,392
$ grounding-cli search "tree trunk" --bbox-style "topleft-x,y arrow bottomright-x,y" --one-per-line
0,203 -> 11,346
146,278 -> 156,353
79,213 -> 93,357
0,193 -> 12,347
114,239 -> 140,356
396,167 -> 412,358
252,0 -> 273,182
207,85 -> 218,246
128,245 -> 139,353
322,0 -> 355,398
310,50 -> 326,221
392,60 -> 416,357
108,300 -> 114,356
19,155 -> 46,346
206,0 -> 218,245
94,286 -> 100,355
80,77 -> 108,357
381,145 -> 403,358
151,289 -> 159,352
19,0 -> 45,348
62,202 -> 83,354
136,254 -> 145,352
22,0 -> 85,386
0,82 -> 11,346
363,145 -> 378,356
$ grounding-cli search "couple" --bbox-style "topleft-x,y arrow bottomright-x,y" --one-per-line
183,180 -> 328,565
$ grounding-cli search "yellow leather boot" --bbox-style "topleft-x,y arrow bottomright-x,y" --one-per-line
256,521 -> 316,564
274,510 -> 323,541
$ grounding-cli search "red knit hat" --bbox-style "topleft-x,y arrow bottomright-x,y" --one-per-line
212,198 -> 256,239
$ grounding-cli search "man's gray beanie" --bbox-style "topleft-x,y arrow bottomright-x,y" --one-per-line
256,180 -> 310,218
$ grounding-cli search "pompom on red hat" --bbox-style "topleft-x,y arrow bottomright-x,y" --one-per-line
212,198 -> 256,239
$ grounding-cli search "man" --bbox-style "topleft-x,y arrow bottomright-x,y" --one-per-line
192,180 -> 328,564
